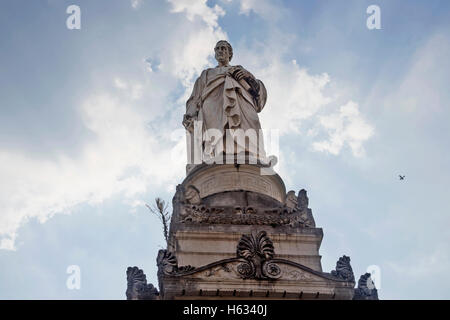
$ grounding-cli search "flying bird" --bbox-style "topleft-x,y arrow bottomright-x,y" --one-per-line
399,175 -> 405,180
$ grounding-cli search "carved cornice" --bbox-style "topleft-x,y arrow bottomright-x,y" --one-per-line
179,204 -> 315,227
173,181 -> 316,229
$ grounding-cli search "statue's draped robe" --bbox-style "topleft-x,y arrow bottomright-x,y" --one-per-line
186,66 -> 267,161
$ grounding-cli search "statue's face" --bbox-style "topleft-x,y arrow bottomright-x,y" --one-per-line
214,42 -> 231,64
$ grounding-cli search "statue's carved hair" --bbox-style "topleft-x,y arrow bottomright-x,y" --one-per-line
215,40 -> 233,61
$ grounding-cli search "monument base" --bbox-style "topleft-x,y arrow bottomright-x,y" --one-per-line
125,164 -> 378,301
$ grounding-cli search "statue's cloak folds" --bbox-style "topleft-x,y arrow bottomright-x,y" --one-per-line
186,66 -> 267,158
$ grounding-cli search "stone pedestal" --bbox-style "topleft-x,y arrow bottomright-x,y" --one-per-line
183,163 -> 286,204
125,163 -> 378,300
173,225 -> 324,272
158,164 -> 355,300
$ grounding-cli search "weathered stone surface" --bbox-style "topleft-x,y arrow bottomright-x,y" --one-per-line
172,166 -> 315,230
157,249 -> 195,276
170,226 -> 324,271
157,231 -> 355,300
168,176 -> 322,271
184,185 -> 201,205
353,273 -> 379,300
178,203 -> 314,228
182,163 -> 286,204
126,266 -> 159,300
236,231 -> 276,279
151,164 -> 360,300
331,255 -> 355,283
285,191 -> 298,210
203,189 -> 280,209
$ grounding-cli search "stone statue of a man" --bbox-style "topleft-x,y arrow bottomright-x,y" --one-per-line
183,40 -> 267,165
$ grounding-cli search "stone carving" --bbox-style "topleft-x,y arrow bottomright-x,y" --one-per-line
194,170 -> 284,203
244,207 -> 257,214
126,266 -> 159,300
173,184 -> 184,205
179,204 -> 225,223
184,185 -> 201,204
183,40 -> 268,163
283,189 -> 316,227
157,249 -> 195,276
353,273 -> 379,300
156,249 -> 195,298
289,212 -> 314,228
183,257 -> 345,285
284,189 -> 316,228
234,206 -> 257,214
285,190 -> 298,210
179,202 -> 315,227
205,264 -> 232,278
285,269 -> 315,281
331,255 -> 355,282
262,262 -> 282,279
297,189 -> 309,211
157,250 -> 177,274
236,231 -> 280,280
153,233 -> 356,289
236,262 -> 254,278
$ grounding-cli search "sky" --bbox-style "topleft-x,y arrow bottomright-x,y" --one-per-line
0,0 -> 449,299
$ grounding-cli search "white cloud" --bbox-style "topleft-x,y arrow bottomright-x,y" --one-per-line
0,0 -> 376,250
144,57 -> 160,73
0,90 -> 187,250
312,101 -> 374,157
113,77 -> 127,89
234,37 -> 374,158
238,0 -> 284,21
168,0 -> 225,29
131,0 -> 143,9
165,1 -> 373,161
114,77 -> 143,100
258,59 -> 332,135
0,0 -> 230,250
165,0 -> 227,88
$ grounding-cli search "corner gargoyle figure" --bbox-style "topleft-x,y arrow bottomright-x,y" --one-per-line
353,273 -> 379,300
331,255 -> 355,282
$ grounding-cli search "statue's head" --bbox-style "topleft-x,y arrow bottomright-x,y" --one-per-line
214,40 -> 233,65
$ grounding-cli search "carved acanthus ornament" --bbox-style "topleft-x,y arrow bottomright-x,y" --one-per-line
157,249 -> 195,275
126,266 -> 159,300
236,231 -> 281,280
